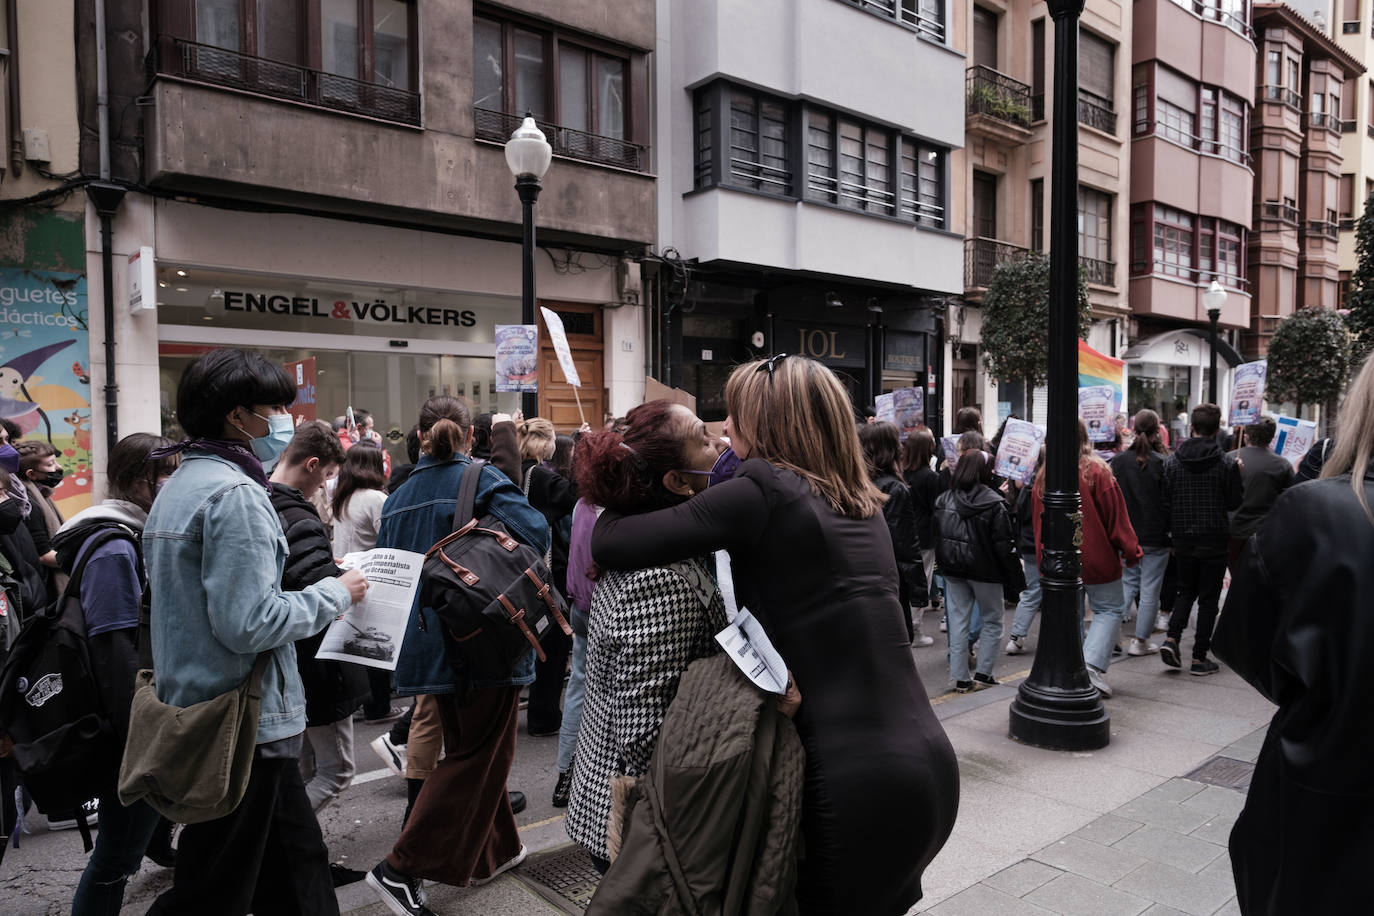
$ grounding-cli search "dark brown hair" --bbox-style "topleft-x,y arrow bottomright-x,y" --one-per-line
1190,403 -> 1222,437
16,440 -> 57,475
901,428 -> 937,473
859,421 -> 901,479
950,448 -> 994,490
954,406 -> 983,434
111,432 -> 179,510
282,419 -> 345,469
417,395 -> 472,461
332,442 -> 386,519
1131,408 -> 1167,466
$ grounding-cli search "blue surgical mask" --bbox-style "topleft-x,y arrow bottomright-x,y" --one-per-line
244,411 -> 294,465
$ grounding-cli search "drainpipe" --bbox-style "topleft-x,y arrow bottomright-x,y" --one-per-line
5,0 -> 21,175
88,0 -> 123,449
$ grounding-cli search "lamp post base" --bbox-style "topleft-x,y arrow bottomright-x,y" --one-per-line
1009,682 -> 1110,750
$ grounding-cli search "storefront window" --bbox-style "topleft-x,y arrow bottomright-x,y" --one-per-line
1128,363 -> 1191,431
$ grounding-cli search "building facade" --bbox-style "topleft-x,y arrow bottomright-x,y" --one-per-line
653,0 -> 965,430
1247,3 -> 1362,357
954,0 -> 1133,424
1330,0 -> 1374,302
78,0 -> 660,490
1122,0 -> 1257,420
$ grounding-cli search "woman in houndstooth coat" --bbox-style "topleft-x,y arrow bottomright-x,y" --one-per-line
564,400 -> 729,869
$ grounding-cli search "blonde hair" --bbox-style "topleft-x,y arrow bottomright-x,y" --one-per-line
1034,418 -> 1109,497
1321,354 -> 1374,521
724,356 -> 884,518
518,417 -> 557,462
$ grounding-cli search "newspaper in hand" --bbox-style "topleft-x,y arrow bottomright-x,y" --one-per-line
713,550 -> 788,695
316,548 -> 425,671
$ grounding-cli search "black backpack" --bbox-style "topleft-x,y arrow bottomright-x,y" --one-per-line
0,527 -> 136,849
420,460 -> 571,688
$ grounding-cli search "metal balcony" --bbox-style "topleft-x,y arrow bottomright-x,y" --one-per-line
964,237 -> 1031,290
1079,255 -> 1115,287
1077,92 -> 1117,134
966,66 -> 1033,129
150,37 -> 421,126
474,108 -> 647,172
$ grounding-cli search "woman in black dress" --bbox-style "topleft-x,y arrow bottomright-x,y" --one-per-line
593,355 -> 959,915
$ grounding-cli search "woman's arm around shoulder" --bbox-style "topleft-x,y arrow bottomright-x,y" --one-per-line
592,474 -> 770,572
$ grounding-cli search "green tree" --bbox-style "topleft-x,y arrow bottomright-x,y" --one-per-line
1347,191 -> 1374,363
1266,306 -> 1351,435
980,252 -> 1092,423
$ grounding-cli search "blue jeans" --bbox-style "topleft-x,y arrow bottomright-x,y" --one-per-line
945,577 -> 1005,681
556,633 -> 587,773
1122,547 -> 1170,640
72,793 -> 163,916
1080,578 -> 1127,673
1010,553 -> 1042,638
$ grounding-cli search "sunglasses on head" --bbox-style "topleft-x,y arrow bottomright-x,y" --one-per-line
755,353 -> 790,381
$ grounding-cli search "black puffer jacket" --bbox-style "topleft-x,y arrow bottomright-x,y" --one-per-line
271,483 -> 370,726
1013,484 -> 1036,555
875,473 -> 926,606
1110,449 -> 1169,547
933,484 -> 1023,586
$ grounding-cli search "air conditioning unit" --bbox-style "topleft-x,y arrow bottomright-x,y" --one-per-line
618,258 -> 642,304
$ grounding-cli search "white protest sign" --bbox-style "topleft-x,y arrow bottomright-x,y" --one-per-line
1229,360 -> 1267,427
1078,386 -> 1115,442
994,419 -> 1046,485
891,388 -> 925,440
875,393 -> 896,426
539,306 -> 581,388
1271,415 -> 1318,468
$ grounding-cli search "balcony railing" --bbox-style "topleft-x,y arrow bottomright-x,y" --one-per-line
1256,200 -> 1300,224
1260,85 -> 1302,110
964,237 -> 1031,289
473,108 -> 647,172
1167,0 -> 1254,40
1077,92 -> 1117,134
1307,112 -> 1341,134
966,66 -> 1033,129
1304,219 -> 1340,241
1129,260 -> 1250,292
846,0 -> 946,43
150,37 -> 420,125
1079,255 -> 1115,286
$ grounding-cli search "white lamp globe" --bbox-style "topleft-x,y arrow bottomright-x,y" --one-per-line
505,115 -> 553,180
1202,279 -> 1227,313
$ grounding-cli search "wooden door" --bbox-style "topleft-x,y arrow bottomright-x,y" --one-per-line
537,301 -> 606,431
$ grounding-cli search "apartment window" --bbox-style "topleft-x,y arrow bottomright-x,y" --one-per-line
1199,87 -> 1218,153
1265,50 -> 1280,89
1341,87 -> 1356,130
1340,174 -> 1356,221
1079,31 -> 1116,132
1344,0 -> 1360,30
1133,69 -> 1149,135
1214,220 -> 1243,286
195,0 -> 241,51
1219,95 -> 1246,162
973,171 -> 997,239
972,6 -> 998,70
1154,206 -> 1194,278
696,81 -> 947,229
1289,58 -> 1301,95
1031,179 -> 1044,251
473,12 -> 643,169
1079,188 -> 1113,284
730,90 -> 791,194
843,0 -> 947,43
1198,217 -> 1214,279
1340,270 -> 1353,306
1135,64 -> 1249,165
1031,19 -> 1046,120
1157,98 -> 1194,145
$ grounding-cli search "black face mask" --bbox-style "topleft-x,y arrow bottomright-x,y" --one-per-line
34,469 -> 63,490
0,495 -> 22,535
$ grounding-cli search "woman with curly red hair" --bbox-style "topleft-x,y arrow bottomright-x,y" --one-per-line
564,400 -> 726,872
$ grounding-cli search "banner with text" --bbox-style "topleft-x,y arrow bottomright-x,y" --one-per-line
1229,360 -> 1267,427
494,325 -> 538,393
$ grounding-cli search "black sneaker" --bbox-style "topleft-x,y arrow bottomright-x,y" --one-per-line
367,861 -> 436,916
1190,658 -> 1220,676
1160,638 -> 1181,669
972,672 -> 999,690
143,818 -> 176,869
552,770 -> 572,808
330,863 -> 367,887
953,680 -> 974,693
508,790 -> 527,814
48,798 -> 99,831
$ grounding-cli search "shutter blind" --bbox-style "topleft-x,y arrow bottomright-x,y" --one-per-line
1080,32 -> 1114,102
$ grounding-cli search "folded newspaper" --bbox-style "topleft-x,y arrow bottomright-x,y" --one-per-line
315,548 -> 424,671
712,551 -> 788,695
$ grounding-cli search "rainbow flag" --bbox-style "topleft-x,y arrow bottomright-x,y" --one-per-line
1078,340 -> 1124,410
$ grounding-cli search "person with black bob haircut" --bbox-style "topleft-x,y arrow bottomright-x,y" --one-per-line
141,348 -> 368,915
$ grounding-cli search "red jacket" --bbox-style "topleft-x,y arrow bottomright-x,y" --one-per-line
1034,459 -> 1143,585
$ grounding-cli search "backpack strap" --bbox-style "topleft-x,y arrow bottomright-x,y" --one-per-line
451,459 -> 486,534
59,526 -> 139,620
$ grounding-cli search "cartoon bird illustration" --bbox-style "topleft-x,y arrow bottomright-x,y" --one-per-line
72,362 -> 90,385
0,339 -> 80,438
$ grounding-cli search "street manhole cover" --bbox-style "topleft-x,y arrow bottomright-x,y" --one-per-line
515,844 -> 602,914
1186,755 -> 1255,791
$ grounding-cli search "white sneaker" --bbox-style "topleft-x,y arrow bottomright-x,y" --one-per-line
912,633 -> 935,647
1086,666 -> 1113,699
372,734 -> 407,777
939,615 -> 948,633
1153,614 -> 1170,634
470,844 -> 527,886
1005,635 -> 1025,655
1127,637 -> 1159,657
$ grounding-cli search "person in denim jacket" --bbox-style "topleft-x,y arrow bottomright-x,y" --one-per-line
366,395 -> 548,915
142,349 -> 368,916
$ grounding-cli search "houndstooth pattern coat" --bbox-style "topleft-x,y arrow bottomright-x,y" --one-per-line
565,557 -> 728,861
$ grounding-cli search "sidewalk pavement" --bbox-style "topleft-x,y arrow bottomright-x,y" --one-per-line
337,650 -> 1275,915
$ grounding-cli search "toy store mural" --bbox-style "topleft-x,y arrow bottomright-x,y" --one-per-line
0,268 -> 93,516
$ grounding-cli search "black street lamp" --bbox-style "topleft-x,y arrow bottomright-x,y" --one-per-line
1008,0 -> 1110,751
505,114 -> 553,419
1203,280 -> 1227,404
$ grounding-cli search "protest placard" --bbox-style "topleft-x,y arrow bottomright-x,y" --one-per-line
875,393 -> 896,426
1271,415 -> 1318,468
494,325 -> 538,392
1078,386 -> 1116,442
891,388 -> 924,440
994,419 -> 1046,485
1229,360 -> 1267,427
939,435 -> 960,465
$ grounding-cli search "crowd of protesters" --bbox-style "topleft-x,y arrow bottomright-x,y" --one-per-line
0,344 -> 1365,916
